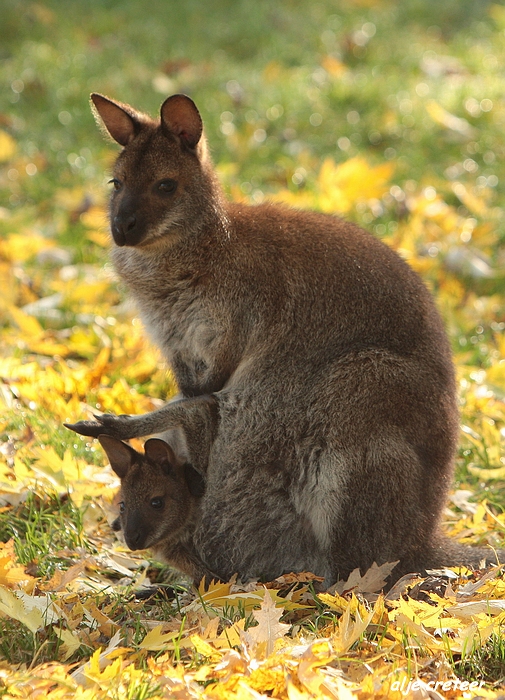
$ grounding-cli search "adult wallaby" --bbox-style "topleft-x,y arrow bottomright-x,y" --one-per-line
99,433 -> 216,583
67,92 -> 501,584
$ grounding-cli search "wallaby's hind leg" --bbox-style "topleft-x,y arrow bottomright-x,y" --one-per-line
65,394 -> 219,476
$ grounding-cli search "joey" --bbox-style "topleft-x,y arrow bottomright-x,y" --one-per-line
99,434 -> 214,583
66,93 -> 503,585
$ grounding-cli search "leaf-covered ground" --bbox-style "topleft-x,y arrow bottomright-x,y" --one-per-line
1,0 -> 505,697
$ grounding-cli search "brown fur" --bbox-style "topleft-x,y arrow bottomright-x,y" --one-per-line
66,93 -> 502,584
98,434 -> 215,583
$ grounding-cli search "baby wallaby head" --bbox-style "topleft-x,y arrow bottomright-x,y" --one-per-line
90,93 -> 218,249
99,435 -> 201,552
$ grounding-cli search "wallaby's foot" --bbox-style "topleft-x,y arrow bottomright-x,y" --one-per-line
64,413 -> 133,438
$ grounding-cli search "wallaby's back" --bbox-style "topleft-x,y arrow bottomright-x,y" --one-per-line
77,94 -> 499,584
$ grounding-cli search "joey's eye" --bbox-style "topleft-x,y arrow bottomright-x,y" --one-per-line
109,178 -> 122,191
150,497 -> 164,509
157,179 -> 178,194
119,502 -> 125,513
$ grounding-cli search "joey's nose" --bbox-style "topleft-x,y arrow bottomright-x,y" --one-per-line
112,214 -> 137,246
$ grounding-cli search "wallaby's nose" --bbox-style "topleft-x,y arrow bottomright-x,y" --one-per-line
125,529 -> 142,549
112,214 -> 137,246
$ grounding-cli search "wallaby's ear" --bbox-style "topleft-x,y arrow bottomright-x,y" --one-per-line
160,94 -> 203,150
90,94 -> 141,146
144,438 -> 180,476
98,434 -> 138,478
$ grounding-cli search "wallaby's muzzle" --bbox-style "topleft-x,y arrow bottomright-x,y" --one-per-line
112,213 -> 143,247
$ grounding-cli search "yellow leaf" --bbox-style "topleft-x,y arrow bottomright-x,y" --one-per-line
317,592 -> 351,614
65,280 -> 115,307
7,304 -> 43,337
58,627 -> 83,661
0,540 -> 34,589
80,206 -> 108,231
0,232 -> 55,262
333,601 -> 374,653
0,586 -> 44,634
248,664 -> 286,696
30,446 -> 86,490
139,625 -> 179,651
389,596 -> 445,628
198,578 -> 232,601
391,612 -> 440,650
25,340 -> 71,357
297,640 -> 335,695
317,156 -> 394,214
0,130 -> 16,162
214,618 -> 246,649
191,634 -> 222,661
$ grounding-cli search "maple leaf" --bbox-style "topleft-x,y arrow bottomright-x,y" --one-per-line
332,599 -> 375,654
330,560 -> 399,595
244,588 -> 290,656
0,586 -> 44,634
297,639 -> 335,695
139,625 -> 182,651
58,627 -> 83,661
71,631 -> 129,686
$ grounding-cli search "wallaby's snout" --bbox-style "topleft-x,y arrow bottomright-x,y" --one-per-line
124,521 -> 146,550
112,212 -> 137,247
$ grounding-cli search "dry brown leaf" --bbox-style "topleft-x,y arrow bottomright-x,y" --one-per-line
330,560 -> 399,595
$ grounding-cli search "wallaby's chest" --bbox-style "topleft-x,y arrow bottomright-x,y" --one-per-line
113,248 -> 229,393
142,293 -> 225,394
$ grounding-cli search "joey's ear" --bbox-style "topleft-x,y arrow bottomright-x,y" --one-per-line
144,438 -> 180,476
183,464 -> 206,498
160,94 -> 203,150
98,434 -> 138,478
90,93 -> 142,146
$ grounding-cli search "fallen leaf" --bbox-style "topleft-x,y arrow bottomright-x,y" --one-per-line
244,588 -> 290,655
330,560 -> 399,595
0,586 -> 44,634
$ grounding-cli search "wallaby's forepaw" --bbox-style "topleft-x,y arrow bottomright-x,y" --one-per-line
64,413 -> 132,438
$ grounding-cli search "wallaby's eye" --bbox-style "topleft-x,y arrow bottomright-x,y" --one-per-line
150,497 -> 164,509
157,179 -> 178,194
119,501 -> 125,513
109,178 -> 122,191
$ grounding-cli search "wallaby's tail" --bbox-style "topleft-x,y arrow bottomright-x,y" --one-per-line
425,537 -> 504,570
388,537 -> 504,588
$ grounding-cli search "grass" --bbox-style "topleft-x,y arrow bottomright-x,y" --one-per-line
0,493 -> 87,577
1,0 -> 505,697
